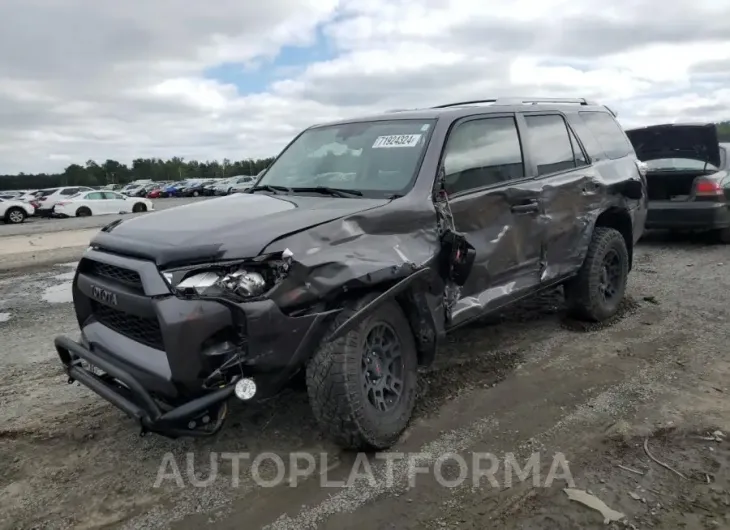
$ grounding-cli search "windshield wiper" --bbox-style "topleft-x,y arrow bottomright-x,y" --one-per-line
289,186 -> 363,198
248,184 -> 292,194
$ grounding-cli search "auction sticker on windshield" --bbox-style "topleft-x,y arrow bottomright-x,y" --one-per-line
372,134 -> 422,148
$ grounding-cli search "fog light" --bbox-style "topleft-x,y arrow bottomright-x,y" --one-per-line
234,378 -> 256,401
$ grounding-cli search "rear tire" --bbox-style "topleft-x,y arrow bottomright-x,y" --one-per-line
4,207 -> 26,224
132,203 -> 147,213
306,297 -> 418,451
76,207 -> 91,217
564,227 -> 629,322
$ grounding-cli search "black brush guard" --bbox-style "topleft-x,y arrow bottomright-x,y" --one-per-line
54,335 -> 238,437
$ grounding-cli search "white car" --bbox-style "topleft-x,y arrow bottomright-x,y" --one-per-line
53,191 -> 154,218
228,175 -> 257,194
0,198 -> 35,224
34,186 -> 95,217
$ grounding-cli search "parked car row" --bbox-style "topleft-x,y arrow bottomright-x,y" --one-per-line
0,185 -> 154,223
115,175 -> 261,199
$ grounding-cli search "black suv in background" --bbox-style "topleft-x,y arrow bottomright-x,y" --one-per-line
55,97 -> 647,450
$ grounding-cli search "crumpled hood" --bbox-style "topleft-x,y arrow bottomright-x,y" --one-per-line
91,192 -> 390,267
626,123 -> 721,167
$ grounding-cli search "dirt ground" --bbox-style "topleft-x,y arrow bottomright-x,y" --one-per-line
1,230 -> 730,529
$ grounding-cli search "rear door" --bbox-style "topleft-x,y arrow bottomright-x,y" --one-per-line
442,113 -> 545,326
518,111 -> 598,283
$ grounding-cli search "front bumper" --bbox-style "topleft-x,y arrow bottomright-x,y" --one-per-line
56,248 -> 337,437
55,335 -> 237,437
645,200 -> 730,230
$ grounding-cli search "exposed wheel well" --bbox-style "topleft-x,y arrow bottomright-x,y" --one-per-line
594,208 -> 633,269
327,277 -> 439,368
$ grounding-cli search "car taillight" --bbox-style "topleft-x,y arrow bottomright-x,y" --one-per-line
694,178 -> 723,197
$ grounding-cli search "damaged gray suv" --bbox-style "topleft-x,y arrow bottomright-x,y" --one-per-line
55,97 -> 647,450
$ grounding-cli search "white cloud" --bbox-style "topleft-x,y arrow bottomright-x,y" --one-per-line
0,0 -> 729,173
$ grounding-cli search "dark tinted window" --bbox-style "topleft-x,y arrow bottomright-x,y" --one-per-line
443,117 -> 524,194
61,188 -> 78,195
579,111 -> 632,159
568,127 -> 588,166
524,115 -> 577,175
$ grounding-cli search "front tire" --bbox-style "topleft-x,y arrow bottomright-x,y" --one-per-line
306,297 -> 418,450
75,207 -> 91,217
132,202 -> 147,213
564,226 -> 629,322
5,207 -> 26,224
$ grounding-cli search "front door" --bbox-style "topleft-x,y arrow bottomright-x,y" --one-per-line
84,191 -> 110,214
442,114 -> 545,327
103,192 -> 128,212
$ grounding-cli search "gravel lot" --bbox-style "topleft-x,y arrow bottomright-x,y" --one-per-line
0,197 -> 211,236
1,231 -> 730,529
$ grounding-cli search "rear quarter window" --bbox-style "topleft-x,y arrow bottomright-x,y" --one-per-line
576,111 -> 633,160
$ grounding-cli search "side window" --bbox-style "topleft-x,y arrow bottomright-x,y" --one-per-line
87,192 -> 105,200
102,192 -> 120,199
568,127 -> 589,167
61,188 -> 78,195
578,111 -> 632,159
524,115 -> 577,176
443,117 -> 524,195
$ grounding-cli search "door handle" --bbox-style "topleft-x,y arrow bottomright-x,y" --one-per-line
511,201 -> 539,214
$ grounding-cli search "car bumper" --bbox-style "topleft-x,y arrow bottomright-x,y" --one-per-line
36,207 -> 55,217
55,248 -> 337,437
55,335 -> 238,437
645,201 -> 730,230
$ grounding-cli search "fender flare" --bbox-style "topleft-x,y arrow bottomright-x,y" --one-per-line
327,267 -> 431,342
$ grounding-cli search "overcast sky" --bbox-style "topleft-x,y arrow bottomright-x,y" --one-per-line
1,0 -> 729,174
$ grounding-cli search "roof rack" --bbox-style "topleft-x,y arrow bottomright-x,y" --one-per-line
432,99 -> 498,108
432,97 -> 599,109
494,97 -> 598,106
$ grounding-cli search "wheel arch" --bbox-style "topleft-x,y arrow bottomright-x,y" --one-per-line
325,268 -> 443,368
592,207 -> 634,269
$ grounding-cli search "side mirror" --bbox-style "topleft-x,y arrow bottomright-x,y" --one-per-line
622,179 -> 643,200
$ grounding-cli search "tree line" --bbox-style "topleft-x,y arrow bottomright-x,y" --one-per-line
1,121 -> 729,191
0,157 -> 275,191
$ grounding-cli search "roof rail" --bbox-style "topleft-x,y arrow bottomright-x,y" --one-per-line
431,99 -> 498,108
432,97 -> 600,109
493,97 -> 598,106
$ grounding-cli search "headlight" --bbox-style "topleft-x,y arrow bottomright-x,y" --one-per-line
164,268 -> 268,298
162,250 -> 293,300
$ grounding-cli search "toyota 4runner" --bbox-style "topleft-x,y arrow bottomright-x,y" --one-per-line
55,97 -> 647,450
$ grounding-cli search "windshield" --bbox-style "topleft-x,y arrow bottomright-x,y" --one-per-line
645,158 -> 719,171
257,119 -> 435,196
